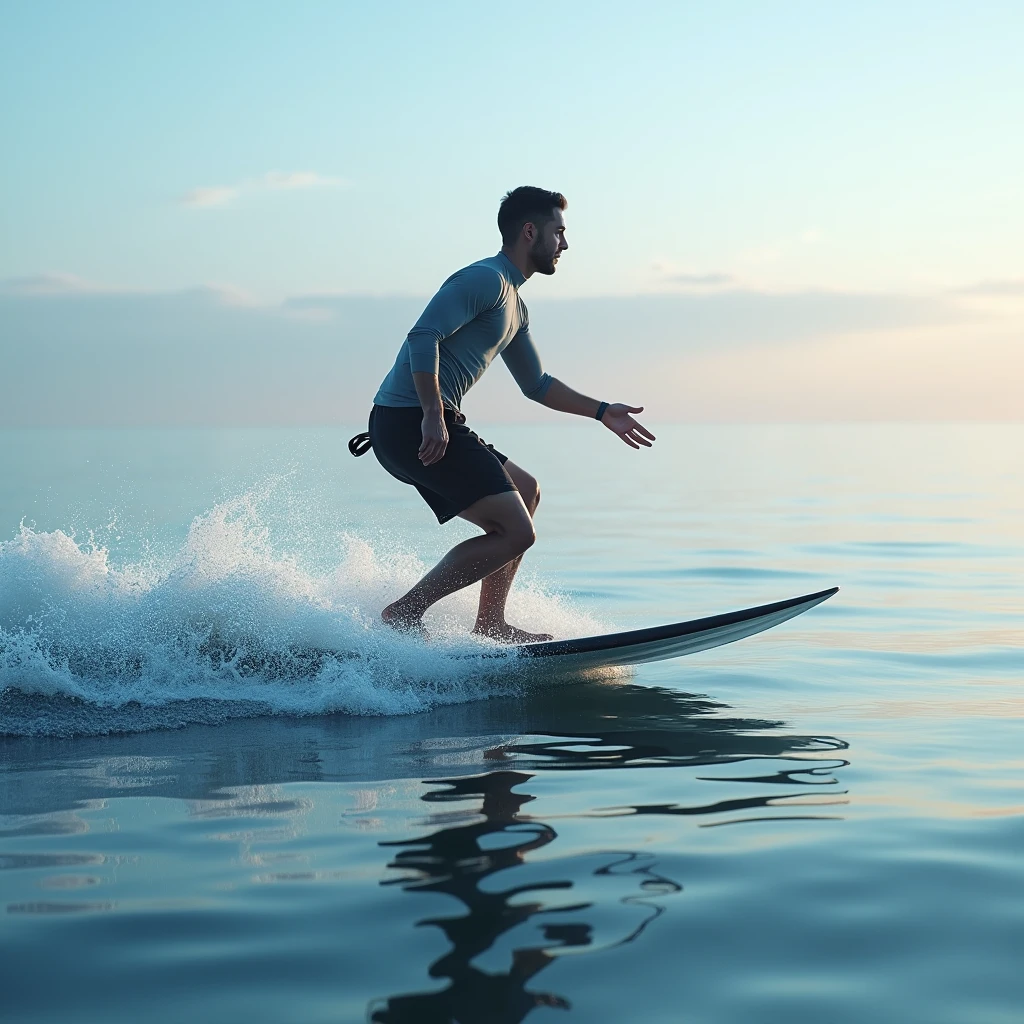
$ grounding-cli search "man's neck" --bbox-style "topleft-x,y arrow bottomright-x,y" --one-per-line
500,245 -> 534,281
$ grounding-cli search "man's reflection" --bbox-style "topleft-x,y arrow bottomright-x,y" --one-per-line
369,770 -> 680,1023
358,683 -> 849,1022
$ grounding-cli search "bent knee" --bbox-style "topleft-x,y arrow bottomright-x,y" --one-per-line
468,490 -> 537,549
519,523 -> 537,550
520,477 -> 540,513
508,469 -> 540,514
504,517 -> 536,553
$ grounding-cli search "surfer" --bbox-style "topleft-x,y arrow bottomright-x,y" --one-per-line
354,186 -> 656,643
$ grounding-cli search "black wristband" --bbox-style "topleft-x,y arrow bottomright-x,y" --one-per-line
596,401 -> 609,421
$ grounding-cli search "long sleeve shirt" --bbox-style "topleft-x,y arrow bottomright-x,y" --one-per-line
373,251 -> 553,410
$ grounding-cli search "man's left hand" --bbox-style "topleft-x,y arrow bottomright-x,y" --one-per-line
601,404 -> 656,449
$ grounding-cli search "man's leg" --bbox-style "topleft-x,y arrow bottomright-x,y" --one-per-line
471,462 -> 552,643
382,490 -> 536,637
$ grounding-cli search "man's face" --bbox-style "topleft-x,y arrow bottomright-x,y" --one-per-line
528,209 -> 568,275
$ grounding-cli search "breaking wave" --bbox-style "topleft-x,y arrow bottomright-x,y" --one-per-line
0,493 -> 606,736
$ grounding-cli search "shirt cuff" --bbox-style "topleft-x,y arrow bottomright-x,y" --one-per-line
407,332 -> 440,375
522,372 -> 554,402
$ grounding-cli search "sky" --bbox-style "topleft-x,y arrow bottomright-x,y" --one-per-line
1,0 -> 1022,424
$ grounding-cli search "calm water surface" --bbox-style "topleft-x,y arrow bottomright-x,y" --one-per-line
1,424 -> 1022,1023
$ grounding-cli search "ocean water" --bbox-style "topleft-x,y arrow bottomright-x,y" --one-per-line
1,423 -> 1021,1023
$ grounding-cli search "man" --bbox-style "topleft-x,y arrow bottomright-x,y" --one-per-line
357,186 -> 655,642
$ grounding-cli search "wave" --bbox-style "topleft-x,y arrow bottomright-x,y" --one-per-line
0,493 -> 606,736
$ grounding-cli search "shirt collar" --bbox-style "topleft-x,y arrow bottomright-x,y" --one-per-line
496,250 -> 526,288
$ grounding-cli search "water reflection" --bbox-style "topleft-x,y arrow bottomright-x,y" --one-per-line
371,770 -> 682,1022
1,681 -> 847,816
2,682 -> 847,1009
369,703 -> 847,1023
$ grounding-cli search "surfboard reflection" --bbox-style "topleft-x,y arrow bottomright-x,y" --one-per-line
368,709 -> 847,1022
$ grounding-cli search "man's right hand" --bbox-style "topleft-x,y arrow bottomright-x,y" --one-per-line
418,411 -> 449,465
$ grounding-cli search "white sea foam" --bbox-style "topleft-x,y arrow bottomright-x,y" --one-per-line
0,493 -> 606,735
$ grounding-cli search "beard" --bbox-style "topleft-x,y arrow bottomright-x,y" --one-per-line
528,237 -> 559,275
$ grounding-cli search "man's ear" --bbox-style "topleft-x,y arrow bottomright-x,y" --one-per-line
522,221 -> 536,243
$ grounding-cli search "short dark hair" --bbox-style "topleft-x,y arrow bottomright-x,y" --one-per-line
497,186 -> 567,245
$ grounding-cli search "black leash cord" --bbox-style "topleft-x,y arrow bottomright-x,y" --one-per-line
348,432 -> 372,457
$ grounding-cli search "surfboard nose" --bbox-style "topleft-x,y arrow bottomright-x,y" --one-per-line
504,587 -> 840,671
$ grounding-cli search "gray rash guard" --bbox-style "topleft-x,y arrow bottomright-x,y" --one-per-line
373,251 -> 553,410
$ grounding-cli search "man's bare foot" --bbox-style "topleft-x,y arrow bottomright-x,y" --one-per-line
472,622 -> 554,645
381,602 -> 429,640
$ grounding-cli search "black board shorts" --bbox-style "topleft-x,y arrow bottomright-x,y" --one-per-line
367,405 -> 518,524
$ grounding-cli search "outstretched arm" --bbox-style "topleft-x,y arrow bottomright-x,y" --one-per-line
501,327 -> 655,450
541,378 -> 656,449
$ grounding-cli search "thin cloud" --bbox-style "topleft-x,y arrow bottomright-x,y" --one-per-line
182,186 -> 239,208
0,272 -> 101,295
666,272 -> 736,288
181,171 -> 345,208
955,278 -> 1024,297
651,263 -> 738,290
261,171 -> 344,190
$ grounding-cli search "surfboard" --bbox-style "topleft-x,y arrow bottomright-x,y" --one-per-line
490,587 -> 838,672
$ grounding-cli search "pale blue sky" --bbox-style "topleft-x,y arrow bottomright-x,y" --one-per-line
2,1 -> 1022,422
